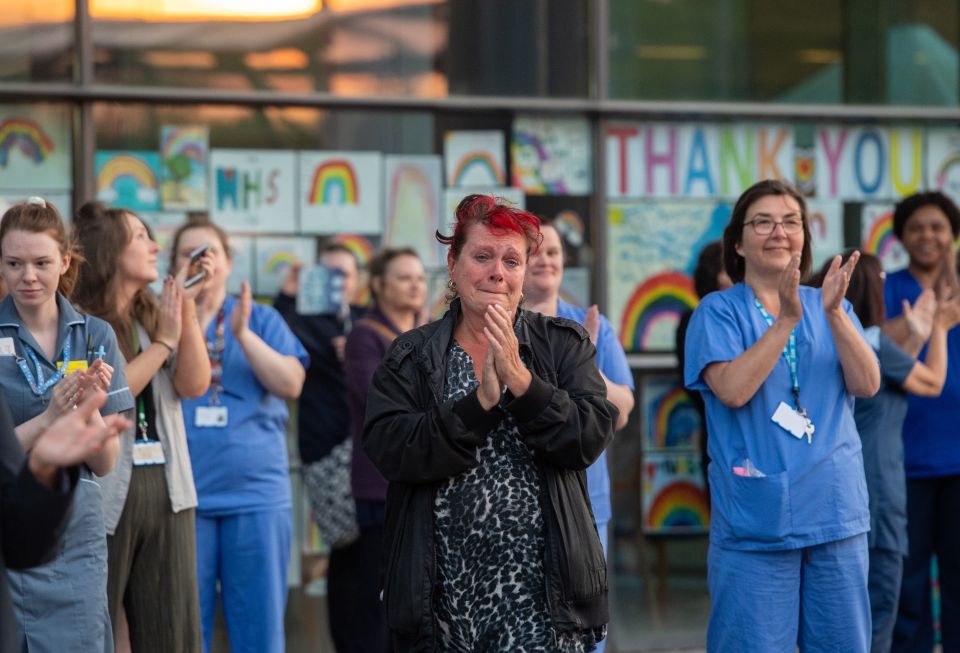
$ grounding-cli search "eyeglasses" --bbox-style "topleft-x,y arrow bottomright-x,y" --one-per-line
743,217 -> 804,235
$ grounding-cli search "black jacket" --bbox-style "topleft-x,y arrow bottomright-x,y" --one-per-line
0,389 -> 77,653
362,300 -> 618,652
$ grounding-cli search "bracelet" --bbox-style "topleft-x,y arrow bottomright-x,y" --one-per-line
155,340 -> 176,354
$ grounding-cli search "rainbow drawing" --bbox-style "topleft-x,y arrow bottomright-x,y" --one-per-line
97,154 -> 159,193
161,127 -> 206,163
0,118 -> 55,167
387,164 -> 438,246
651,386 -> 700,448
330,233 -> 374,266
645,480 -> 710,530
450,152 -> 504,187
862,211 -> 898,259
553,210 -> 584,247
95,152 -> 161,211
936,153 -> 960,189
308,160 -> 359,205
264,251 -> 300,274
619,271 -> 698,351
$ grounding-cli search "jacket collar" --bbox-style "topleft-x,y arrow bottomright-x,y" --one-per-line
0,293 -> 85,365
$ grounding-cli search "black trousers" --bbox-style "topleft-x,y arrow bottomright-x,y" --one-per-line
327,511 -> 390,653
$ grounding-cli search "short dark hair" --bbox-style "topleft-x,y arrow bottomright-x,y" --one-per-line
892,191 -> 960,240
722,179 -> 813,283
367,247 -> 419,303
812,250 -> 885,329
692,241 -> 725,299
321,242 -> 359,268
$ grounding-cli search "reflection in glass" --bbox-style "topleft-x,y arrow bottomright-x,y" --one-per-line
89,0 -> 589,98
0,1 -> 75,82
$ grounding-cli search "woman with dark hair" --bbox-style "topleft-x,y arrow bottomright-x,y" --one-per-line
883,191 -> 960,652
168,216 -> 307,653
363,194 -> 616,652
684,179 -> 879,652
814,250 -> 955,652
330,247 -> 426,653
73,201 -> 212,652
676,240 -> 732,496
0,198 -> 133,652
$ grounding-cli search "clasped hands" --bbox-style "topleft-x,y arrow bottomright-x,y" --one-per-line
46,358 -> 114,424
477,304 -> 532,411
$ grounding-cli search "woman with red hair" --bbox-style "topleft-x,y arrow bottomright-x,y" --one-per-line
362,194 -> 617,652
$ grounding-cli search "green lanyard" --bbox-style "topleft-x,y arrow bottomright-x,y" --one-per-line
130,322 -> 149,441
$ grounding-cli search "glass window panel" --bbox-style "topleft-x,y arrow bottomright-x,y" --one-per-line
608,0 -> 844,104
0,1 -> 75,82
90,0 -> 590,98
885,0 -> 959,106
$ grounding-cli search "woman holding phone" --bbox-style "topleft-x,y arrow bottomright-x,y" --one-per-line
72,201 -> 212,652
0,198 -> 133,652
169,215 -> 308,653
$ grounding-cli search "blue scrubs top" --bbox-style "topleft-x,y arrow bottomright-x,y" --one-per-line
884,268 -> 960,478
183,295 -> 309,516
0,293 -> 133,653
684,284 -> 871,551
556,300 -> 634,526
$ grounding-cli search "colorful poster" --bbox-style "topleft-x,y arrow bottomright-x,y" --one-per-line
642,451 -> 710,534
160,125 -> 209,210
383,155 -> 444,266
511,115 -> 592,195
925,127 -> 960,207
209,150 -> 297,233
814,126 -> 922,200
299,151 -> 382,235
806,199 -> 845,269
95,151 -> 162,212
605,123 -> 793,199
0,104 -> 72,190
227,235 -> 255,295
444,131 -> 506,188
443,188 -> 525,230
607,200 -> 730,352
861,203 -> 908,272
641,374 -> 702,451
254,236 -> 316,297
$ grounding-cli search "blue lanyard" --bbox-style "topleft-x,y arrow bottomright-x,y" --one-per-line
753,298 -> 802,409
16,338 -> 71,397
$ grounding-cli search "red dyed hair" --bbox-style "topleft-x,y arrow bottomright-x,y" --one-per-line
436,194 -> 542,261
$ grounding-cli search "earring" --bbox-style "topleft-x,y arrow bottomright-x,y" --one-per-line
519,292 -> 525,305
447,279 -> 456,290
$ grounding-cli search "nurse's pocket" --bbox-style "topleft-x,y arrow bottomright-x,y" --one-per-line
722,466 -> 791,543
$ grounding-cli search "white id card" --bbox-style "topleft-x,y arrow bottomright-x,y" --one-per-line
0,337 -> 15,356
132,440 -> 166,466
195,406 -> 229,428
772,401 -> 807,439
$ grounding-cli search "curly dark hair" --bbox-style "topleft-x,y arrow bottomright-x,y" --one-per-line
892,191 -> 960,240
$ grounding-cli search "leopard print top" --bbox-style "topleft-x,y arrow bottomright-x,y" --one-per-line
432,339 -> 603,653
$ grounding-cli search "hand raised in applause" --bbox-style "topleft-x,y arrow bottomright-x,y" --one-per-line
231,281 -> 254,341
821,251 -> 859,316
778,252 -> 803,323
155,276 -> 183,351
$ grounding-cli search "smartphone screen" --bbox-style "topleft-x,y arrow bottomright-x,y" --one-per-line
184,243 -> 209,288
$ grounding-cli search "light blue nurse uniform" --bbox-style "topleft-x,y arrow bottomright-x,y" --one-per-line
0,294 -> 133,653
182,295 -> 308,653
684,284 -> 872,653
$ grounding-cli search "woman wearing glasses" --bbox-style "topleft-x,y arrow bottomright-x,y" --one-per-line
684,179 -> 880,652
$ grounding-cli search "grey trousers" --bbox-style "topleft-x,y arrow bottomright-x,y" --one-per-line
107,464 -> 201,653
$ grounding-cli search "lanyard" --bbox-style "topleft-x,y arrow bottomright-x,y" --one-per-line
753,298 -> 802,410
16,339 -> 71,397
136,394 -> 149,441
206,305 -> 227,405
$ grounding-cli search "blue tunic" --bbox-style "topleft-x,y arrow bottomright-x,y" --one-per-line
884,268 -> 960,478
684,283 -> 871,551
0,294 -> 133,653
555,300 -> 633,529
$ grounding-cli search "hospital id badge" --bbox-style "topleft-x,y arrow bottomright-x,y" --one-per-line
0,337 -> 15,356
195,406 -> 228,428
772,401 -> 807,439
133,440 -> 166,466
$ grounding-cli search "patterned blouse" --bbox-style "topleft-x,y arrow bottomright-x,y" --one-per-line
432,339 -> 604,653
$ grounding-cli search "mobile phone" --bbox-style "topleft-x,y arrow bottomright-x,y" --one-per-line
184,243 -> 210,288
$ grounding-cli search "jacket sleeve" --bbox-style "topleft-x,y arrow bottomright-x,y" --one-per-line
362,340 -> 502,484
505,325 -> 617,470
